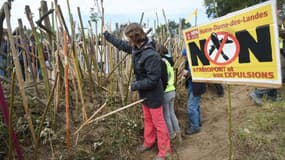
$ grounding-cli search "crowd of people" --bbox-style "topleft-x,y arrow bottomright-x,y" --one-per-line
0,28 -> 52,81
1,5 -> 284,160
102,14 -> 285,158
103,23 -> 227,160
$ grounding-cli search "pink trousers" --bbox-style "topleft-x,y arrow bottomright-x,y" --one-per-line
142,105 -> 171,158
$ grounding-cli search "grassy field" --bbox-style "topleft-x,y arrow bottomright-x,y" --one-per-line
234,95 -> 285,160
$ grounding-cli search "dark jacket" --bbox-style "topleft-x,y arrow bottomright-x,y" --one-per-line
104,31 -> 164,108
161,60 -> 168,91
162,55 -> 174,66
184,61 -> 206,96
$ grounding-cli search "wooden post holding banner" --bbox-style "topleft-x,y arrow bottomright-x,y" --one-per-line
182,1 -> 279,160
227,84 -> 233,160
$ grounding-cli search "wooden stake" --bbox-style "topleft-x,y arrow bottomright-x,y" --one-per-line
77,7 -> 95,113
139,12 -> 144,25
18,19 -> 39,95
34,72 -> 59,160
4,2 -> 38,149
88,99 -> 144,124
25,5 -> 50,96
66,0 -> 87,118
74,101 -> 107,134
8,69 -> 22,160
64,31 -> 71,149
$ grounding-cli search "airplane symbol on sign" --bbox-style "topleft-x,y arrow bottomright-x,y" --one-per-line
209,32 -> 233,61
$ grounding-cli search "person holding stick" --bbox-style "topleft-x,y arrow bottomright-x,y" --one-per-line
103,23 -> 171,160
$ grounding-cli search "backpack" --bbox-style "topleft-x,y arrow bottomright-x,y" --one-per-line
161,59 -> 168,91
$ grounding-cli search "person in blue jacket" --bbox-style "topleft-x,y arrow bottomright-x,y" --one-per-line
182,48 -> 206,135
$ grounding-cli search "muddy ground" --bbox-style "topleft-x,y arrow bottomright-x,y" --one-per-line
140,84 -> 258,160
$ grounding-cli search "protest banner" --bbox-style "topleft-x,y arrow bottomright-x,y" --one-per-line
183,0 -> 281,88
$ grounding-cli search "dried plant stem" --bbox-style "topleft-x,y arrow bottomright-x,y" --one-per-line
107,46 -> 114,98
74,101 -> 107,134
34,72 -> 59,160
124,59 -> 133,103
87,99 -> 144,124
4,2 -> 38,150
66,0 -> 86,115
139,12 -> 144,25
25,5 -> 50,96
77,7 -> 91,120
0,69 -> 23,160
8,69 -> 15,160
71,73 -> 79,112
56,5 -> 70,39
37,72 -> 59,135
116,63 -> 125,104
18,19 -> 39,95
100,0 -> 105,84
106,54 -> 128,80
40,1 -> 52,44
64,31 -> 71,149
53,50 -> 60,123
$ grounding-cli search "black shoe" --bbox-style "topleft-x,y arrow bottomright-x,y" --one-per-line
217,92 -> 224,97
185,128 -> 200,135
215,84 -> 224,97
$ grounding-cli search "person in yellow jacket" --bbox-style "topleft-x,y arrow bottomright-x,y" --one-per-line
156,44 -> 182,142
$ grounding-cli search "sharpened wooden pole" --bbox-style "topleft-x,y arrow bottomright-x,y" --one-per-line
64,31 -> 71,149
18,19 -> 39,95
74,101 -> 107,134
4,2 -> 38,150
67,0 -> 87,117
88,99 -> 144,124
25,5 -> 50,96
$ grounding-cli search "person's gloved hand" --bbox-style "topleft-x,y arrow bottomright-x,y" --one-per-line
130,81 -> 138,91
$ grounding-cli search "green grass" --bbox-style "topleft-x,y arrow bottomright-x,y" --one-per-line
234,100 -> 285,160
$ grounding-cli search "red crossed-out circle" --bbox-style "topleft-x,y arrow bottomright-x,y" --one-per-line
204,31 -> 240,65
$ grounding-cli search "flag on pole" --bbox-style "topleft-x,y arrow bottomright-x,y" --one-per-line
185,8 -> 198,24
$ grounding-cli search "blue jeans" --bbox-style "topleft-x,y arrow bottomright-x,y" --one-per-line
187,84 -> 201,131
0,55 -> 5,76
254,89 -> 277,100
250,88 -> 277,105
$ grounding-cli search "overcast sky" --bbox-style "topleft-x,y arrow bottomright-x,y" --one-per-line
4,0 -> 210,31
